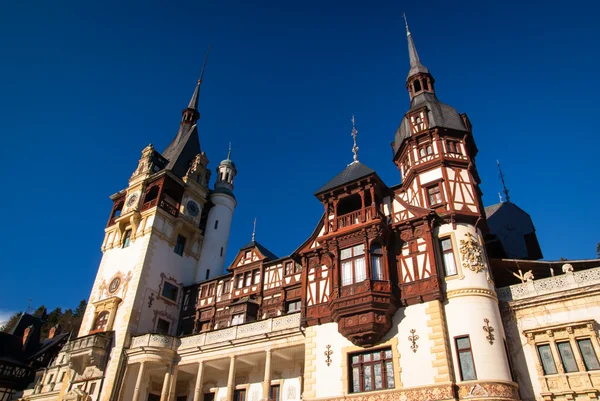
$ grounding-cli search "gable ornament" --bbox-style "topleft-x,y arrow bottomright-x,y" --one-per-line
459,233 -> 486,273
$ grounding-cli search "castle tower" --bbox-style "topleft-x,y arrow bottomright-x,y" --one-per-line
392,18 -> 514,385
196,145 -> 237,281
66,74 -> 212,401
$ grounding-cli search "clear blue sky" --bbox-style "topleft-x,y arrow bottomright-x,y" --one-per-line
1,0 -> 598,317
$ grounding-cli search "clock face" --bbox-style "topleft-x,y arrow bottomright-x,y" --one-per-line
126,193 -> 139,208
109,277 -> 121,294
187,200 -> 199,217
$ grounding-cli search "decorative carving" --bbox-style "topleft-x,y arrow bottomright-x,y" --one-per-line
408,329 -> 419,352
457,381 -> 519,400
324,345 -> 333,367
483,318 -> 495,345
459,233 -> 486,273
562,263 -> 574,274
523,270 -> 535,282
148,293 -> 154,308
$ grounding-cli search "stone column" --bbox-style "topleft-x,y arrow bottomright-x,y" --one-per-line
160,365 -> 172,401
132,362 -> 147,401
227,356 -> 236,401
193,361 -> 205,401
262,349 -> 272,400
168,366 -> 179,401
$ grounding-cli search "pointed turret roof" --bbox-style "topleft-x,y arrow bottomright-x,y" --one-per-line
162,123 -> 201,178
404,14 -> 429,80
187,80 -> 201,110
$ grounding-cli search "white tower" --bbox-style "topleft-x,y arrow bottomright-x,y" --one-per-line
196,146 -> 237,281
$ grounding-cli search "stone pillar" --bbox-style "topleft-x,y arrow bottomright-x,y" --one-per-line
193,361 -> 205,401
168,366 -> 179,401
160,365 -> 172,401
132,362 -> 147,401
262,349 -> 272,400
227,356 -> 236,401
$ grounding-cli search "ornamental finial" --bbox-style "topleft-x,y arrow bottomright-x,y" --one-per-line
403,12 -> 410,36
198,45 -> 211,84
252,218 -> 257,242
227,142 -> 232,160
351,115 -> 359,163
497,160 -> 510,203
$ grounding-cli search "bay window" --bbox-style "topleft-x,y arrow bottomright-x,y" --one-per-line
370,245 -> 383,280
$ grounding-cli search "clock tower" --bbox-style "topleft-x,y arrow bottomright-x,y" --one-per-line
67,74 -> 226,401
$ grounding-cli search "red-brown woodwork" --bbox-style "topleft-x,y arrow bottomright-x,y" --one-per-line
106,195 -> 126,227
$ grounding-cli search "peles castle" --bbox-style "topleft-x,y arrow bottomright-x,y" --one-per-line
4,20 -> 600,401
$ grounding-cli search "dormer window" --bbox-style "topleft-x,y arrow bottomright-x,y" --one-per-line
409,111 -> 427,134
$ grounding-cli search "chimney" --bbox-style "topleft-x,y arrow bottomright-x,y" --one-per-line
22,325 -> 34,348
48,324 -> 62,339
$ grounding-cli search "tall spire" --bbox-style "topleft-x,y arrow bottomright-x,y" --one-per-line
350,115 -> 359,163
497,160 -> 511,203
403,13 -> 429,80
186,46 -> 211,112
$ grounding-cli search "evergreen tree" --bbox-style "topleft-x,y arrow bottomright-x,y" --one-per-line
0,312 -> 23,333
597,242 -> 600,258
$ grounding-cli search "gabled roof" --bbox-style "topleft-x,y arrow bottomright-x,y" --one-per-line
240,240 -> 279,261
315,161 -> 376,195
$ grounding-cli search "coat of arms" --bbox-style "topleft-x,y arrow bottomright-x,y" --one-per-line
459,233 -> 486,273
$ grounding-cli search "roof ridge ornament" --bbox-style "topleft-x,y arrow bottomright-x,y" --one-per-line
351,115 -> 359,164
252,218 -> 257,242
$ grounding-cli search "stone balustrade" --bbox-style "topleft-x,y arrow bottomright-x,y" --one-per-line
129,312 -> 301,352
497,266 -> 600,301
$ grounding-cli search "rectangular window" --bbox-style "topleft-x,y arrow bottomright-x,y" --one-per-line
245,250 -> 251,259
286,300 -> 301,313
440,238 -> 457,276
427,185 -> 443,206
537,344 -> 558,375
89,382 -> 96,395
285,262 -> 293,276
294,263 -> 302,273
222,280 -> 230,294
557,342 -> 579,373
341,245 -> 366,286
270,385 -> 280,401
162,281 -> 179,301
577,339 -> 600,371
244,271 -> 252,287
446,141 -> 460,154
174,235 -> 186,256
456,336 -> 477,381
208,284 -> 215,296
253,270 -> 260,284
233,389 -> 246,401
214,220 -> 219,230
220,247 -> 224,257
205,269 -> 210,280
232,314 -> 244,326
349,348 -> 394,393
200,286 -> 207,298
370,245 -> 383,280
236,275 -> 243,289
156,318 -> 170,335
122,230 -> 132,248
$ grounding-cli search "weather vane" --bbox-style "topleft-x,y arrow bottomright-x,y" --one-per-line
496,160 -> 510,202
351,115 -> 359,163
227,142 -> 232,159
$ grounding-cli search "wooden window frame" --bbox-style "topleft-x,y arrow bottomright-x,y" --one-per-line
426,183 -> 443,207
455,335 -> 477,381
340,244 -> 366,286
348,347 -> 395,393
92,311 -> 109,332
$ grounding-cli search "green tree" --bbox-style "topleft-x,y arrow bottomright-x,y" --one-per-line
0,312 -> 23,333
597,242 -> 600,258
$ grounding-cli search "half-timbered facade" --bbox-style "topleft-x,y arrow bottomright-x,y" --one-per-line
18,18 -> 600,401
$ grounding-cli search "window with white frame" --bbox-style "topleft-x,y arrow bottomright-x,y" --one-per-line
440,238 -> 457,276
341,245 -> 366,286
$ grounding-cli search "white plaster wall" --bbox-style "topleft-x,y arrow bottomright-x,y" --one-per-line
445,296 -> 511,382
394,303 -> 437,388
312,323 -> 353,398
197,193 -> 236,281
419,167 -> 442,185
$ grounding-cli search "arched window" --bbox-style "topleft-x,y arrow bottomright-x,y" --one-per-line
112,202 -> 123,219
93,311 -> 109,332
419,148 -> 426,158
143,186 -> 159,204
370,245 -> 384,280
426,145 -> 433,155
413,80 -> 422,93
422,79 -> 429,90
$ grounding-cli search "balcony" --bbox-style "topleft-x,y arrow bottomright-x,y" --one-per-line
0,360 -> 34,390
327,207 -> 378,233
129,313 -> 301,353
65,331 -> 113,374
497,267 -> 600,302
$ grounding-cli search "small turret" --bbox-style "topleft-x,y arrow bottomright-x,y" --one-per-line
215,144 -> 237,193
